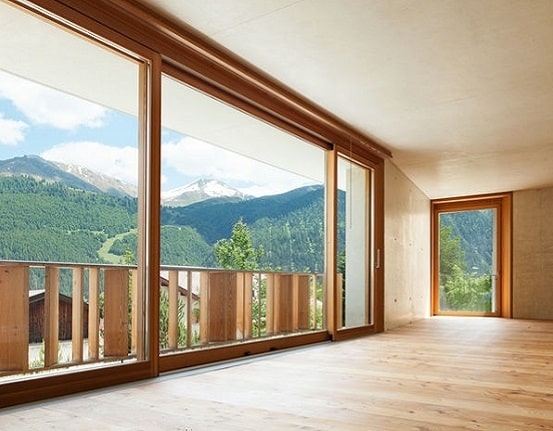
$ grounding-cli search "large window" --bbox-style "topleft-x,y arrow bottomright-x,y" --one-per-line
0,0 -> 385,406
0,0 -> 149,380
158,74 -> 327,364
432,194 -> 512,317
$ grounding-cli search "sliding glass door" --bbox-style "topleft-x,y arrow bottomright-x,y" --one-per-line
336,155 -> 374,331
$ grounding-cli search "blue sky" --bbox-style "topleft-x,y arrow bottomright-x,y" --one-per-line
0,70 -> 315,196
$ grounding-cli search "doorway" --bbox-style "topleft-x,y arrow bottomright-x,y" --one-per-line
432,194 -> 512,317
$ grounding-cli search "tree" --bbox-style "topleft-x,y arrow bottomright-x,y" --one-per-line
439,224 -> 492,312
439,225 -> 465,288
214,218 -> 264,270
214,219 -> 267,336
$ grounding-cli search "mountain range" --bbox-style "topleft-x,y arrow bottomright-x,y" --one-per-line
0,154 -> 328,272
0,155 -> 248,206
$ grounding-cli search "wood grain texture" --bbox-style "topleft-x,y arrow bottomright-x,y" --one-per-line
0,266 -> 29,372
2,316 -> 553,429
103,268 -> 129,358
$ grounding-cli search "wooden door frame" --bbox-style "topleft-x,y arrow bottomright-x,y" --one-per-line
431,193 -> 512,317
330,151 -> 385,341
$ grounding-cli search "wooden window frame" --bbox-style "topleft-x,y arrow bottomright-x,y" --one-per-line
431,193 -> 512,317
1,0 -> 388,406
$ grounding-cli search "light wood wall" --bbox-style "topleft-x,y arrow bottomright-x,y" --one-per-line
384,160 -> 431,329
384,180 -> 553,323
513,187 -> 553,319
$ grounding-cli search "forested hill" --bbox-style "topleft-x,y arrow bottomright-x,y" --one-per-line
161,185 -> 325,244
440,210 -> 493,275
0,176 -> 137,263
117,185 -> 331,271
0,175 -> 331,271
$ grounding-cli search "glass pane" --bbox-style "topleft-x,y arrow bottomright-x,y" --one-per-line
0,0 -> 145,381
337,156 -> 372,328
159,75 -> 326,353
438,209 -> 497,312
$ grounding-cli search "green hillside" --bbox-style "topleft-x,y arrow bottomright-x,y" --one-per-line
0,176 -> 332,271
109,225 -> 216,267
440,210 -> 493,275
161,185 -> 325,244
120,186 -> 331,271
0,176 -> 136,263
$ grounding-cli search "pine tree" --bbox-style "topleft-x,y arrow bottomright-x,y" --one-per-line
213,218 -> 263,270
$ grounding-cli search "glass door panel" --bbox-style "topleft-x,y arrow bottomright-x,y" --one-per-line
0,0 -> 148,380
437,208 -> 498,314
337,156 -> 372,328
158,73 -> 327,364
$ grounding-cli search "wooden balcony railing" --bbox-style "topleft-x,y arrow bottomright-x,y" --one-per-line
159,268 -> 325,352
0,262 -> 325,378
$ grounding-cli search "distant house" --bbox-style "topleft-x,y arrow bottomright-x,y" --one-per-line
159,275 -> 200,300
28,275 -> 199,344
159,273 -> 200,324
28,290 -> 89,343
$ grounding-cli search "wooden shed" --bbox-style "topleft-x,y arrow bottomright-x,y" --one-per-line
28,290 -> 89,343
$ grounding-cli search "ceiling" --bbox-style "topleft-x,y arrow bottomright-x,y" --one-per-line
138,0 -> 553,199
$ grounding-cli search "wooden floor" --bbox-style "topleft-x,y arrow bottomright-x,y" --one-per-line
2,316 -> 553,430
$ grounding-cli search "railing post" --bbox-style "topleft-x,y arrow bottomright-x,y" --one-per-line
243,273 -> 252,340
88,267 -> 100,361
130,269 -> 138,356
254,272 -> 262,337
207,272 -> 237,342
311,275 -> 318,329
292,274 -> 300,331
44,266 -> 59,367
185,270 -> 192,348
199,271 -> 209,344
236,272 -> 245,340
0,265 -> 29,372
168,270 -> 179,350
133,267 -> 146,361
234,272 -> 252,340
71,267 -> 84,363
265,273 -> 275,336
277,274 -> 292,333
104,268 -> 129,357
297,274 -> 311,330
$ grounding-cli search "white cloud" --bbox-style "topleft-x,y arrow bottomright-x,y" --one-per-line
0,70 -> 107,130
162,136 -> 314,196
41,141 -> 138,184
0,113 -> 28,145
39,137 -> 314,195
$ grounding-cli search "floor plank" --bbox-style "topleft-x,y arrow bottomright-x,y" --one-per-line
2,317 -> 553,430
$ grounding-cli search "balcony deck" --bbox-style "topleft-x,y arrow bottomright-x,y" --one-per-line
2,316 -> 553,430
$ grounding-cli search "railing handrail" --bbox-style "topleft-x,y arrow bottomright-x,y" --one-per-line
0,259 -> 323,277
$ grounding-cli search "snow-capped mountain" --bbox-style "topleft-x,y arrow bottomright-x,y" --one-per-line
0,155 -> 137,198
52,160 -> 137,198
0,156 -> 247,206
162,178 -> 250,207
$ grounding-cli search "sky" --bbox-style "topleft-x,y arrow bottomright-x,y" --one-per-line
0,70 -> 316,197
